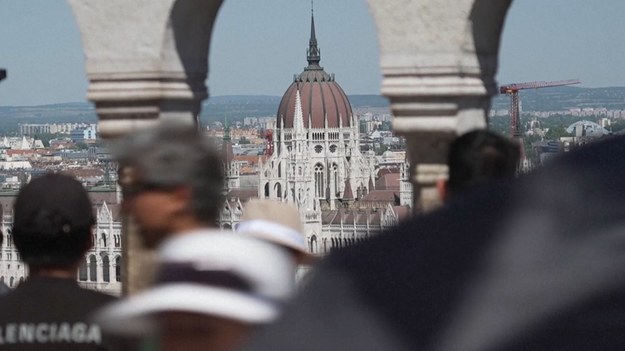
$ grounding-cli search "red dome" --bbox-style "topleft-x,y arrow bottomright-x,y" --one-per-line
277,71 -> 352,129
276,12 -> 353,129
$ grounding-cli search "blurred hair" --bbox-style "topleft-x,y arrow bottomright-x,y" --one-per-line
113,125 -> 224,225
12,174 -> 95,267
447,130 -> 520,195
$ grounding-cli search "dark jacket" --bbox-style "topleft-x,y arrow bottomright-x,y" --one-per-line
242,135 -> 625,351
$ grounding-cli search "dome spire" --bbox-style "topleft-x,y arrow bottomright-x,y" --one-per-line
307,0 -> 321,67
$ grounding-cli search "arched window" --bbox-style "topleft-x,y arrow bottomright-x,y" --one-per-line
309,235 -> 317,254
101,232 -> 107,247
332,163 -> 339,196
89,255 -> 97,282
264,183 -> 270,198
9,277 -> 14,288
78,259 -> 88,281
115,256 -> 122,282
114,235 -> 121,247
275,183 -> 282,198
314,164 -> 325,198
278,162 -> 282,177
101,254 -> 110,282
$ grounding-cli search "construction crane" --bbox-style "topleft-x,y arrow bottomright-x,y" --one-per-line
500,79 -> 581,139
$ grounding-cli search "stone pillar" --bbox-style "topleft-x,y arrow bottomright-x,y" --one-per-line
68,0 -> 223,137
367,0 -> 512,211
68,0 -> 224,294
96,255 -> 104,285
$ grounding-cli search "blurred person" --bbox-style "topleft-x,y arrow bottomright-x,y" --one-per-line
236,199 -> 315,266
96,233 -> 295,351
112,125 -> 224,249
0,174 -> 116,350
440,129 -> 520,201
240,135 -> 625,351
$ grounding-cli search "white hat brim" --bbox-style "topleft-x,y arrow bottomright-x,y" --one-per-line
96,284 -> 279,335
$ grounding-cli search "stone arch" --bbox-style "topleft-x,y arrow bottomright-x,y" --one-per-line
115,255 -> 122,283
309,234 -> 318,254
78,258 -> 88,281
101,252 -> 110,283
89,254 -> 97,282
275,182 -> 282,199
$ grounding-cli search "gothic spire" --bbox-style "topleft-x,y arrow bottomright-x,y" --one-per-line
307,1 -> 321,67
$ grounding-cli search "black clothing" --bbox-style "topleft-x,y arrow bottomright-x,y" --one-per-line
0,281 -> 10,295
0,277 -> 116,350
242,136 -> 625,351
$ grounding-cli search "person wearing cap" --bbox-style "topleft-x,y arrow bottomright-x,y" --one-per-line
0,173 -> 116,350
113,125 -> 224,249
96,233 -> 295,351
236,199 -> 315,266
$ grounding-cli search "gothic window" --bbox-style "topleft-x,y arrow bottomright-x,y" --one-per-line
330,144 -> 337,153
309,235 -> 317,253
314,164 -> 325,198
332,163 -> 339,195
101,232 -> 107,247
264,183 -> 270,198
275,183 -> 282,198
278,162 -> 282,177
89,255 -> 97,282
101,254 -> 110,283
78,259 -> 88,281
315,145 -> 323,153
115,256 -> 122,282
114,235 -> 121,248
9,277 -> 13,288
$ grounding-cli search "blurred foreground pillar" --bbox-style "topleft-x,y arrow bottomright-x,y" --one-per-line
68,0 -> 223,294
367,0 -> 512,212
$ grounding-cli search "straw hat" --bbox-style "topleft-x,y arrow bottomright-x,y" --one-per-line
237,199 -> 315,264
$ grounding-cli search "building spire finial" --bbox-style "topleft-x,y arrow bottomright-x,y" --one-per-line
307,1 -> 320,67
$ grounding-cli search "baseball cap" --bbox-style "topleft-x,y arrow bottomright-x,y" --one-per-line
237,199 -> 315,264
96,233 -> 296,335
12,173 -> 95,265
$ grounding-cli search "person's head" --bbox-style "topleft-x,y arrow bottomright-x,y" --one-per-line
12,173 -> 95,270
445,130 -> 520,199
96,233 -> 295,351
237,199 -> 314,265
113,125 -> 224,248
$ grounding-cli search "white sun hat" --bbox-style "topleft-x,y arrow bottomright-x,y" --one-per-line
96,233 -> 295,335
237,199 -> 316,264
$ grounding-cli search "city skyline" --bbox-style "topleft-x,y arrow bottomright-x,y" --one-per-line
1,0 -> 625,106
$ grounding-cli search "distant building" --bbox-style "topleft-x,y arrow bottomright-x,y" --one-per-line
70,127 -> 97,144
219,11 -> 411,256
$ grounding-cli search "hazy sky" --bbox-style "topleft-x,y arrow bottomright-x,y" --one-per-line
1,0 -> 625,106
